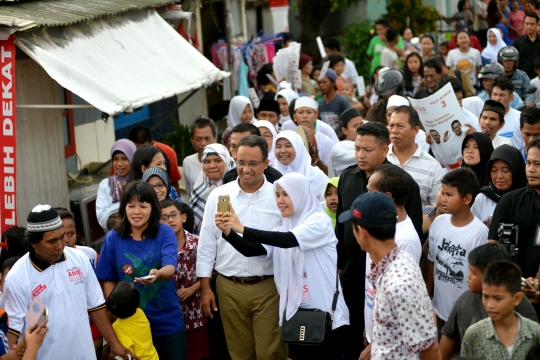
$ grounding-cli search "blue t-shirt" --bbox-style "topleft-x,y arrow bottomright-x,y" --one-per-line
95,224 -> 183,337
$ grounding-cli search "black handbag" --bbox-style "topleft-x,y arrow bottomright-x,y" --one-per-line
281,272 -> 339,345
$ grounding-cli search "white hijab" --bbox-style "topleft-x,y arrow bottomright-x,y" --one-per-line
227,96 -> 256,130
255,120 -> 278,166
482,28 -> 506,64
272,173 -> 332,324
274,130 -> 329,200
275,89 -> 299,123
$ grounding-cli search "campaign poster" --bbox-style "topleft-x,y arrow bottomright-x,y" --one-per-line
408,83 -> 473,169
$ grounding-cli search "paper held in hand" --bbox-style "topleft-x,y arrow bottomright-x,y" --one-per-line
319,61 -> 330,80
248,88 -> 260,109
407,83 -> 472,169
316,36 -> 326,59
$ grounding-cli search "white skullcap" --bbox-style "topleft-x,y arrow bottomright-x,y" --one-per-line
386,95 -> 410,109
294,96 -> 318,111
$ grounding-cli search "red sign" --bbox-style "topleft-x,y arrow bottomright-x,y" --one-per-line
0,34 -> 16,234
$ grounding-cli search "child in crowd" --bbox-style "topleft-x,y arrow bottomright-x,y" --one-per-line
531,57 -> 540,108
380,28 -> 400,70
0,257 -> 18,308
328,54 -> 347,91
439,243 -> 538,359
403,52 -> 424,97
311,66 -> 322,99
340,82 -> 364,112
160,199 -> 208,360
427,168 -> 489,336
461,261 -> 540,358
106,212 -> 122,231
365,65 -> 384,113
324,177 -> 339,227
108,281 -> 159,360
0,227 -> 27,269
439,41 -> 449,61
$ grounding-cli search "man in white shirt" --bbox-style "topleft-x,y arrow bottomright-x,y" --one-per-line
197,136 -> 288,360
3,205 -> 135,360
491,77 -> 525,150
183,118 -> 217,197
386,105 -> 444,206
328,108 -> 364,177
479,100 -> 513,148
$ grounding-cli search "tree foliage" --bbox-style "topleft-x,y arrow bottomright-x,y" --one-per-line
342,18 -> 373,78
386,0 -> 439,34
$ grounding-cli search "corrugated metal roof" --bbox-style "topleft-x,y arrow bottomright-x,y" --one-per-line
0,0 -> 176,28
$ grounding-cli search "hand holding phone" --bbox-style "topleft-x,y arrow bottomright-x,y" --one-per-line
218,195 -> 230,213
138,274 -> 155,280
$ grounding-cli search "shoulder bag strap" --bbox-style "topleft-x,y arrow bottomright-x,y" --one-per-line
331,271 -> 339,315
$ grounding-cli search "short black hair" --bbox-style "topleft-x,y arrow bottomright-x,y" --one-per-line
288,98 -> 297,118
440,40 -> 449,47
430,129 -> 440,134
385,28 -> 399,43
159,199 -> 183,213
436,76 -> 464,94
53,207 -> 74,221
373,164 -> 410,206
534,57 -> 540,70
256,64 -> 274,86
0,226 -> 27,269
392,105 -> 421,128
520,106 -> 540,128
528,137 -> 540,152
180,203 -> 195,234
323,38 -> 340,52
468,243 -> 511,272
118,181 -> 161,240
107,281 -> 140,319
483,260 -> 522,294
237,135 -> 268,161
130,145 -> 163,182
375,18 -> 390,27
493,76 -> 514,94
230,123 -> 261,136
399,27 -> 411,36
1,256 -> 19,276
441,168 -> 479,206
421,34 -> 435,44
190,117 -> 217,139
356,121 -> 390,145
525,11 -> 539,22
458,0 -> 467,11
353,220 -> 396,241
128,126 -> 152,145
451,119 -> 461,128
424,59 -> 443,74
25,231 -> 47,246
429,54 -> 446,67
328,54 -> 346,69
480,108 -> 505,126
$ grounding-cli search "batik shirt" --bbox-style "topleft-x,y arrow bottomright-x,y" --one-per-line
175,230 -> 206,332
369,246 -> 437,359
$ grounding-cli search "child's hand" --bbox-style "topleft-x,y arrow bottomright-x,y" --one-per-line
24,320 -> 48,349
177,287 -> 196,302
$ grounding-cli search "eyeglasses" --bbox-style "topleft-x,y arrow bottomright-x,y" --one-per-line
160,212 -> 181,222
151,183 -> 166,190
237,160 -> 264,168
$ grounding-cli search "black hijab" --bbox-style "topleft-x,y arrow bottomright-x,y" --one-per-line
461,133 -> 494,188
479,145 -> 527,203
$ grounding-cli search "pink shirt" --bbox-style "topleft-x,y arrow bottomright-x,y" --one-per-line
509,11 -> 526,38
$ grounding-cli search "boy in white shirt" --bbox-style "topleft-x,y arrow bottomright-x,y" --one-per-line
427,168 -> 489,337
380,28 -> 400,70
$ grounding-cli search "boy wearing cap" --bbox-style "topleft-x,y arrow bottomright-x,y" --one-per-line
3,205 -> 136,360
339,192 -> 440,359
318,68 -> 352,135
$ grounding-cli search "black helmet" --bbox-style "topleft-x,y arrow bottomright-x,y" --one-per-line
478,62 -> 505,79
375,69 -> 404,96
498,46 -> 519,65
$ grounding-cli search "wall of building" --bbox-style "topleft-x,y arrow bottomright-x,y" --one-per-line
16,58 -> 70,226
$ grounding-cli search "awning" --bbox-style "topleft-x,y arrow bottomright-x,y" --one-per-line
15,9 -> 228,115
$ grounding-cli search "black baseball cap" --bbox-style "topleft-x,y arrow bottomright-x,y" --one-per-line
338,192 -> 398,225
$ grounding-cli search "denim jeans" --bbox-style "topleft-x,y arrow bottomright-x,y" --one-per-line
153,327 -> 187,360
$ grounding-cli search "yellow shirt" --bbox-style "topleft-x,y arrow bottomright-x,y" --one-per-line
112,308 -> 159,360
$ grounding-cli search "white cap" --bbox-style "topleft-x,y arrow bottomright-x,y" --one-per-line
386,95 -> 410,109
294,96 -> 318,111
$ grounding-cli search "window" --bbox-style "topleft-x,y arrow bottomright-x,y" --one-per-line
60,88 -> 76,157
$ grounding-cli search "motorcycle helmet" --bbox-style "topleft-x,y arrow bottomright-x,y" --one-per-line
375,69 -> 404,96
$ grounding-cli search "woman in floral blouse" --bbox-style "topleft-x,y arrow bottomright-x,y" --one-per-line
160,199 -> 208,360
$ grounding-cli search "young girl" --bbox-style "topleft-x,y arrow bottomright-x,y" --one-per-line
324,177 -> 339,227
420,34 -> 436,62
95,181 -> 186,360
446,30 -> 483,84
275,89 -> 299,124
481,28 -> 506,64
160,199 -> 208,360
403,53 -> 424,97
221,96 -> 255,148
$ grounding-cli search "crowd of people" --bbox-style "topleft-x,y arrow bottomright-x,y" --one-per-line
4,4 -> 540,360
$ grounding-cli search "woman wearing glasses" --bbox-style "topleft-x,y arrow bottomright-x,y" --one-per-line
191,144 -> 235,233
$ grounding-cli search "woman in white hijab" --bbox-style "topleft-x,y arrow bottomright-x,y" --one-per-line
191,143 -> 235,233
275,89 -> 299,125
274,130 -> 329,205
222,96 -> 256,148
481,28 -> 506,64
255,120 -> 278,166
215,172 -> 349,360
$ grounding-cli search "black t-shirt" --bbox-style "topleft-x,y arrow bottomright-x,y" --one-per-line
414,87 -> 434,99
222,166 -> 282,184
488,185 -> 540,278
514,33 -> 540,80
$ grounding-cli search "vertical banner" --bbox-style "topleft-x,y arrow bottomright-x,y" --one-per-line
1,34 -> 16,234
408,83 -> 472,169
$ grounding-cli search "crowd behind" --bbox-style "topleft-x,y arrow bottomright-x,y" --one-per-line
3,3 -> 540,360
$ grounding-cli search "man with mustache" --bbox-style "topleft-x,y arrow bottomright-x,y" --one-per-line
478,100 -> 512,148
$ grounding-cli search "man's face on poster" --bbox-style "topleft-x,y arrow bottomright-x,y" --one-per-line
452,121 -> 462,136
430,130 -> 441,144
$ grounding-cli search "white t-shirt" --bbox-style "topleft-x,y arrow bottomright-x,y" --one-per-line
492,135 -> 512,148
315,132 -> 334,166
281,119 -> 340,144
328,140 -> 356,177
531,77 -> 540,107
365,216 -> 422,342
446,47 -> 482,84
74,245 -> 98,271
471,193 -> 497,223
380,47 -> 399,70
3,247 -> 105,360
498,108 -> 524,151
342,58 -> 359,85
182,153 -> 202,197
428,214 -> 488,320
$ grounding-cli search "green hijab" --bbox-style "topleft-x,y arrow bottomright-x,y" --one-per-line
324,177 -> 340,228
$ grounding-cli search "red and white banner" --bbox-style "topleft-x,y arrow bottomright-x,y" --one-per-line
1,34 -> 16,234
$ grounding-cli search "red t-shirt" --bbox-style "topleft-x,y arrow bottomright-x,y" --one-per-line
447,35 -> 483,52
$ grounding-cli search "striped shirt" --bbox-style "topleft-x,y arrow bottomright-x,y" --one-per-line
387,144 -> 444,206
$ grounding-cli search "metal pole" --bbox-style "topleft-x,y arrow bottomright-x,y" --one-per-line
224,0 -> 235,96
